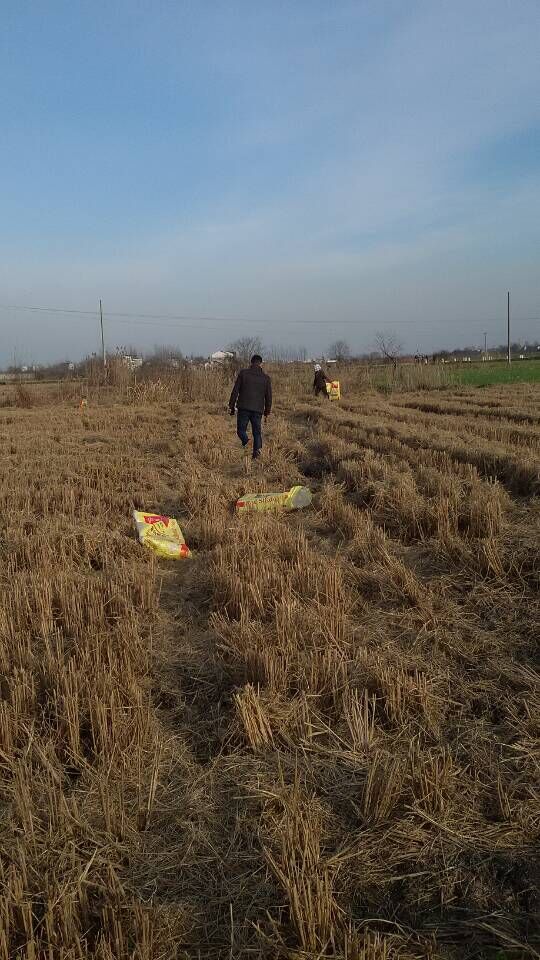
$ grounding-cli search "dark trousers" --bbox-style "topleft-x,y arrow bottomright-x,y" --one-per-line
237,408 -> 263,457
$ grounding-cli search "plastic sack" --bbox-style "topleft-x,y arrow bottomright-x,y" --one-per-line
326,380 -> 341,400
133,510 -> 191,559
236,485 -> 312,513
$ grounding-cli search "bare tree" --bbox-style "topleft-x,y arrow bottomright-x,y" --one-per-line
374,332 -> 402,374
328,339 -> 351,361
228,336 -> 263,365
267,344 -> 308,362
122,344 -> 143,358
146,344 -> 184,362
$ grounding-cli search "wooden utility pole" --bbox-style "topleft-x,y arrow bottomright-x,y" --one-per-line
507,291 -> 511,365
100,299 -> 106,367
483,331 -> 487,359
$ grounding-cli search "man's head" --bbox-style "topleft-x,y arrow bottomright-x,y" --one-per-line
250,354 -> 263,366
314,364 -> 321,372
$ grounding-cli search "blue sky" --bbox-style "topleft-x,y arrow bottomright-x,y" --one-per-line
1,0 -> 539,363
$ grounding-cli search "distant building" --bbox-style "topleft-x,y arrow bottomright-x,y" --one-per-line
122,356 -> 143,370
210,350 -> 234,364
0,371 -> 35,382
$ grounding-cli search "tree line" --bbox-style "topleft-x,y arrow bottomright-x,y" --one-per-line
5,333 -> 539,378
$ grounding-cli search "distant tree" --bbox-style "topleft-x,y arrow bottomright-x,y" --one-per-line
228,336 -> 264,365
34,359 -> 73,380
374,332 -> 402,374
116,343 -> 143,359
146,344 -> 184,362
267,344 -> 308,362
328,339 -> 351,361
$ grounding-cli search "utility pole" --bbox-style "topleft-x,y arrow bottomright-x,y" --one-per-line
483,331 -> 487,360
507,291 -> 511,365
100,299 -> 106,367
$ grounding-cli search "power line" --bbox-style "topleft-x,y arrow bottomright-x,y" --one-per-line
110,318 -> 246,332
0,303 -> 97,316
0,301 -> 539,327
0,302 -> 249,324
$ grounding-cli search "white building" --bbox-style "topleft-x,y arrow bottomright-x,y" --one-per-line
210,350 -> 234,364
122,356 -> 143,370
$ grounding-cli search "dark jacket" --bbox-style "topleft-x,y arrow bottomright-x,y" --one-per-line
229,365 -> 272,415
313,369 -> 329,392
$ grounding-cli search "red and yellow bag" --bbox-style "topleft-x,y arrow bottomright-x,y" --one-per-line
236,485 -> 312,513
326,380 -> 341,400
133,510 -> 191,559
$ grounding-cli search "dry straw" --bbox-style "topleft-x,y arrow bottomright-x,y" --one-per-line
0,376 -> 538,958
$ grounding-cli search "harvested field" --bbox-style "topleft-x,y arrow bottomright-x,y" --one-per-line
0,383 -> 539,959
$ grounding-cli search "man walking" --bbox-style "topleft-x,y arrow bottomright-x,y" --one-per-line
229,354 -> 272,460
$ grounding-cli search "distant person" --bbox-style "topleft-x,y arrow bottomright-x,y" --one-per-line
313,363 -> 330,398
229,355 -> 272,460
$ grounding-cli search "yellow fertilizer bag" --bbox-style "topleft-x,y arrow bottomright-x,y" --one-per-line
236,485 -> 312,514
133,510 -> 191,559
326,380 -> 341,401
